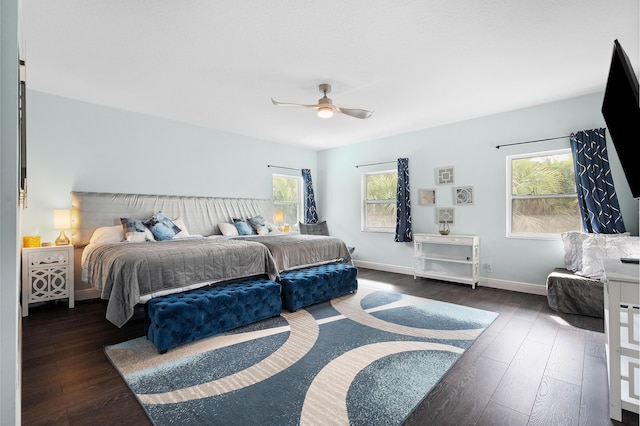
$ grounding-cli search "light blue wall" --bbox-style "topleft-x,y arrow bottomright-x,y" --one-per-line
317,92 -> 639,287
23,90 -> 639,290
22,90 -> 316,242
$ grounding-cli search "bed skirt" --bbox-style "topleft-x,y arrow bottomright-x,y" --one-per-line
545,268 -> 604,318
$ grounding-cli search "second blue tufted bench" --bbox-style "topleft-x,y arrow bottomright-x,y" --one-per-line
145,278 -> 282,353
279,263 -> 358,311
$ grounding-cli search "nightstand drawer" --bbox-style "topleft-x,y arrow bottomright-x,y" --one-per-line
25,248 -> 70,268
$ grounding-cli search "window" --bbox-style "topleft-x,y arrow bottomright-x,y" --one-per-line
362,170 -> 397,232
272,174 -> 302,227
507,149 -> 582,239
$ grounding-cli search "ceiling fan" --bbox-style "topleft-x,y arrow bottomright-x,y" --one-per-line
271,84 -> 374,119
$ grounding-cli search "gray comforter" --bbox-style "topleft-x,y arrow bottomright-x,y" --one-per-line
86,238 -> 279,327
231,234 -> 352,272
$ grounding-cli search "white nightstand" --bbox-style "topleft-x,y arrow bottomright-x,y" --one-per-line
21,244 -> 75,317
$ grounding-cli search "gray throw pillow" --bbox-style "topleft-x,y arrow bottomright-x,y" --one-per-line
298,221 -> 329,236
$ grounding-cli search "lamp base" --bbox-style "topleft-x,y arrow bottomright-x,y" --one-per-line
55,230 -> 70,246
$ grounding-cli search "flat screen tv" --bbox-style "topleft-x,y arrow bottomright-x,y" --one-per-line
601,39 -> 639,198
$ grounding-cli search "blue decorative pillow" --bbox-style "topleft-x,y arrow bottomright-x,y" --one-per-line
121,218 -> 155,242
144,212 -> 182,241
233,218 -> 256,235
247,215 -> 269,234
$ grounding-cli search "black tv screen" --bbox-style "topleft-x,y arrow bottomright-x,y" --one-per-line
601,39 -> 639,198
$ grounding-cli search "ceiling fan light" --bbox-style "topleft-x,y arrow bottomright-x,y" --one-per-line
317,107 -> 334,119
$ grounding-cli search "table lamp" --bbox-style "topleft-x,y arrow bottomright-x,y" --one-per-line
54,209 -> 71,246
275,210 -> 284,230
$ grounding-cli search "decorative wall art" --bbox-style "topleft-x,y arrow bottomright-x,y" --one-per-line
436,207 -> 455,225
419,188 -> 436,205
454,186 -> 474,205
436,166 -> 455,185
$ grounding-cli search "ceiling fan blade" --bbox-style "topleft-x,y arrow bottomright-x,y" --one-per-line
335,107 -> 374,119
271,98 -> 320,109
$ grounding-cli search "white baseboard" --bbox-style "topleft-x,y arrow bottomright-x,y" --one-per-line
478,277 -> 547,296
353,260 -> 547,296
353,260 -> 414,276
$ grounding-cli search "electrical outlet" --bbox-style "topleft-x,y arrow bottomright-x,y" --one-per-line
486,263 -> 493,273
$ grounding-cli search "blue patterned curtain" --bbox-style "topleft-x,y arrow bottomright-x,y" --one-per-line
395,158 -> 412,242
570,128 -> 626,234
302,169 -> 319,224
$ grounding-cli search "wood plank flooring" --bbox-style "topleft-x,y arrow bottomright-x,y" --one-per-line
21,268 -> 639,425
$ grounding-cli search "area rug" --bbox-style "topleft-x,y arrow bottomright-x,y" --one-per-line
105,280 -> 498,425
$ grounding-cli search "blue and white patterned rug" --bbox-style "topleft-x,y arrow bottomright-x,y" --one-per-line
105,280 -> 498,425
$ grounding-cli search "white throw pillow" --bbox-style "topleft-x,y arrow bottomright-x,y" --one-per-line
125,231 -> 149,243
218,222 -> 239,236
561,231 -> 588,272
172,217 -> 191,239
89,225 -> 125,244
579,234 -> 639,279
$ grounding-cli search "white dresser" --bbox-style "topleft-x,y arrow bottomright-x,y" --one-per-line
603,259 -> 639,421
413,233 -> 479,288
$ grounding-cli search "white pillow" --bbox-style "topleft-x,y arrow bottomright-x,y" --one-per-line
561,231 -> 631,272
561,231 -> 588,272
218,222 -> 239,236
125,232 -> 149,243
266,221 -> 282,234
89,225 -> 125,244
172,217 -> 191,239
256,226 -> 269,235
579,234 -> 639,279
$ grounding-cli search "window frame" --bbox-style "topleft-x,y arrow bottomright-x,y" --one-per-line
272,173 -> 303,226
506,148 -> 579,240
361,169 -> 397,233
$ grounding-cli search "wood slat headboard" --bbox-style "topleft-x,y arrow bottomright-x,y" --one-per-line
70,191 -> 274,246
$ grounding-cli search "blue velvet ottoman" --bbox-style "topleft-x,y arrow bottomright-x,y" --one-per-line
145,278 -> 282,353
279,263 -> 358,311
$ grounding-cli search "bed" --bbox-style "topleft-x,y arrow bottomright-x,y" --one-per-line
230,233 -> 352,272
547,231 -> 639,318
83,237 -> 279,327
72,191 -> 353,327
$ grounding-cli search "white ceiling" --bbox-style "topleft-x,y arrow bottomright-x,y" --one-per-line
20,0 -> 639,151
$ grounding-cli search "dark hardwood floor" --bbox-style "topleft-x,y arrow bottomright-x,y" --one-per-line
21,268 -> 639,425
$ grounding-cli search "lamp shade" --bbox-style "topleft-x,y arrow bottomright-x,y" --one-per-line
54,209 -> 71,230
317,106 -> 334,119
275,210 -> 284,223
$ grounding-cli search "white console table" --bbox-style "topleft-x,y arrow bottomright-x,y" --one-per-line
603,259 -> 639,421
413,234 -> 479,288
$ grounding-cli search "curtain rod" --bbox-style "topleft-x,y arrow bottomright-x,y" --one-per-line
267,164 -> 300,171
495,135 -> 571,149
355,160 -> 397,168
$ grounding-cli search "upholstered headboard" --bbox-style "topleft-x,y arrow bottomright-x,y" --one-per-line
71,191 -> 274,247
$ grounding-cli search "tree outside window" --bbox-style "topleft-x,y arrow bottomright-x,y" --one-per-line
273,174 -> 301,227
507,149 -> 581,238
362,171 -> 397,232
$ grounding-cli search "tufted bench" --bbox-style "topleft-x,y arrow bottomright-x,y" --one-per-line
279,263 -> 358,311
145,278 -> 282,353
